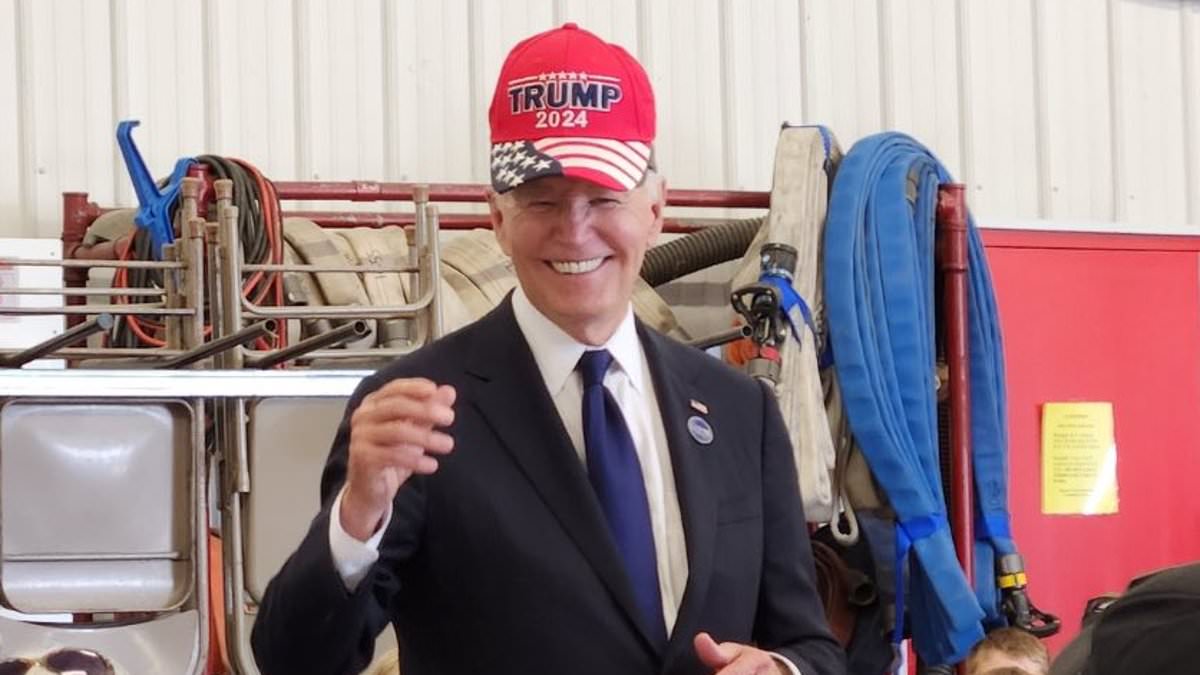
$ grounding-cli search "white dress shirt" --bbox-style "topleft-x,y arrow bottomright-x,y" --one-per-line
327,287 -> 800,673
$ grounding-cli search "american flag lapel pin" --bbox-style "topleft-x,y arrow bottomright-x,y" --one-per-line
686,399 -> 713,445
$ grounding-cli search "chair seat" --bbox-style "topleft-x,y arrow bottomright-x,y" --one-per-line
0,610 -> 200,674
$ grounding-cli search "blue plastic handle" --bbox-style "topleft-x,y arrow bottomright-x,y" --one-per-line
115,120 -> 194,259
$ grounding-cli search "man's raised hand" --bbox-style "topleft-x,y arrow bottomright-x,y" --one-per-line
339,378 -> 456,541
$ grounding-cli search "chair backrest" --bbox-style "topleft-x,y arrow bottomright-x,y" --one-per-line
231,396 -> 398,674
0,400 -> 193,613
244,397 -> 347,600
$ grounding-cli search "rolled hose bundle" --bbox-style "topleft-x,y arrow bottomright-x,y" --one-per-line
824,131 -> 1015,664
639,216 -> 765,287
724,126 -> 842,525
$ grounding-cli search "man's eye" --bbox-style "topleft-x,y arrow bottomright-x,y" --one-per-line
591,198 -> 620,207
529,200 -> 557,209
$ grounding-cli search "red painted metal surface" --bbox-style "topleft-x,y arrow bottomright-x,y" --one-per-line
984,230 -> 1200,655
983,228 -> 1200,252
274,181 -> 485,202
59,179 -> 760,268
186,163 -> 214,219
938,184 -> 975,592
285,211 -> 702,233
61,192 -> 101,327
273,180 -> 771,209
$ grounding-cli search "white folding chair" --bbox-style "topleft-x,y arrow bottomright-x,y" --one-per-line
0,397 -> 209,674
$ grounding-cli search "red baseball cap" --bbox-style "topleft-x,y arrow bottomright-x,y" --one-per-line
488,23 -> 656,193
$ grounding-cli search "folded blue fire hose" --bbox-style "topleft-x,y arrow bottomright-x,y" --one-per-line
823,131 -> 1021,665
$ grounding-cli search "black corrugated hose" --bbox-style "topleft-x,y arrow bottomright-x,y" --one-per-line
196,155 -> 270,265
639,216 -> 765,287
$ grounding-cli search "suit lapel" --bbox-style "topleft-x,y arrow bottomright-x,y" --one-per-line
637,325 -> 718,662
465,298 -> 665,657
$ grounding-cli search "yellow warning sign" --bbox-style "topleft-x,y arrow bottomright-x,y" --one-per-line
1041,402 -> 1118,515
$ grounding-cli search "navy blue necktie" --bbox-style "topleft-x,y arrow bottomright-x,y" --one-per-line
577,349 -> 668,646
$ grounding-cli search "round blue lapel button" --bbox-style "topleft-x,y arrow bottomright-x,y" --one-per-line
687,415 -> 714,445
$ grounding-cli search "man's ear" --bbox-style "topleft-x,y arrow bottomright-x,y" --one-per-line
486,188 -> 513,256
647,174 -> 666,246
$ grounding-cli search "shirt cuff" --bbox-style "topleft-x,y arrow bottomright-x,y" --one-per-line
770,651 -> 802,675
327,486 -> 393,591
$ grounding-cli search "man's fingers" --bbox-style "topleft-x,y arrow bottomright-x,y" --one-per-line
360,393 -> 455,428
372,379 -> 455,409
371,377 -> 439,400
694,632 -> 737,669
435,384 -> 457,406
694,635 -> 781,675
362,422 -> 455,454
358,442 -> 445,474
412,455 -> 440,475
347,380 -> 457,495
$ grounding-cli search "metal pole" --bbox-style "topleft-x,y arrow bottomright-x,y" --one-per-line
426,203 -> 444,340
217,190 -> 243,368
281,211 -> 707,234
62,191 -> 98,328
247,320 -> 370,369
937,183 -> 974,591
413,186 -> 434,342
182,217 -> 206,351
205,223 -> 227,367
154,320 -> 276,370
272,180 -> 771,209
0,313 -> 114,368
685,325 -> 752,351
163,241 -> 182,350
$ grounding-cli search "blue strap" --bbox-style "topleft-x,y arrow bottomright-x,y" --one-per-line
975,513 -> 1012,541
759,271 -> 817,342
892,514 -> 946,645
803,123 -> 834,164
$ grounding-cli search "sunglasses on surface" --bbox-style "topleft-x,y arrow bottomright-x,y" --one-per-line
0,648 -> 115,675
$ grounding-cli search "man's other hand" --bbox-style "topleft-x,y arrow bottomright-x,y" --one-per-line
340,378 -> 456,540
694,632 -> 789,675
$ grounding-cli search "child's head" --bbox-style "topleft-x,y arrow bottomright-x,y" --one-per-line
964,627 -> 1050,675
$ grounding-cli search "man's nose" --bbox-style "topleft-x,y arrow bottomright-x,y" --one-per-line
556,197 -> 593,237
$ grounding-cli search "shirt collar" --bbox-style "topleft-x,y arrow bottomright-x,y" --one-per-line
511,286 -> 645,397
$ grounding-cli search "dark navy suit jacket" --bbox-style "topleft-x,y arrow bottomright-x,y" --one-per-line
252,296 -> 845,675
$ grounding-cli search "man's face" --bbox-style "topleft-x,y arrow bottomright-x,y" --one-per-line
489,174 -> 665,345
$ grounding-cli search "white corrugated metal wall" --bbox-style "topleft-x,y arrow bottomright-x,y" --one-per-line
0,0 -> 1197,239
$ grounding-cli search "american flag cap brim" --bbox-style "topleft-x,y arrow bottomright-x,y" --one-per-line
490,138 -> 652,193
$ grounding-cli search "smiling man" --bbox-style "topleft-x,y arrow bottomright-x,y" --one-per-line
252,23 -> 845,675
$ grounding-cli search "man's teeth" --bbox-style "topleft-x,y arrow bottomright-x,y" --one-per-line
550,257 -> 604,274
